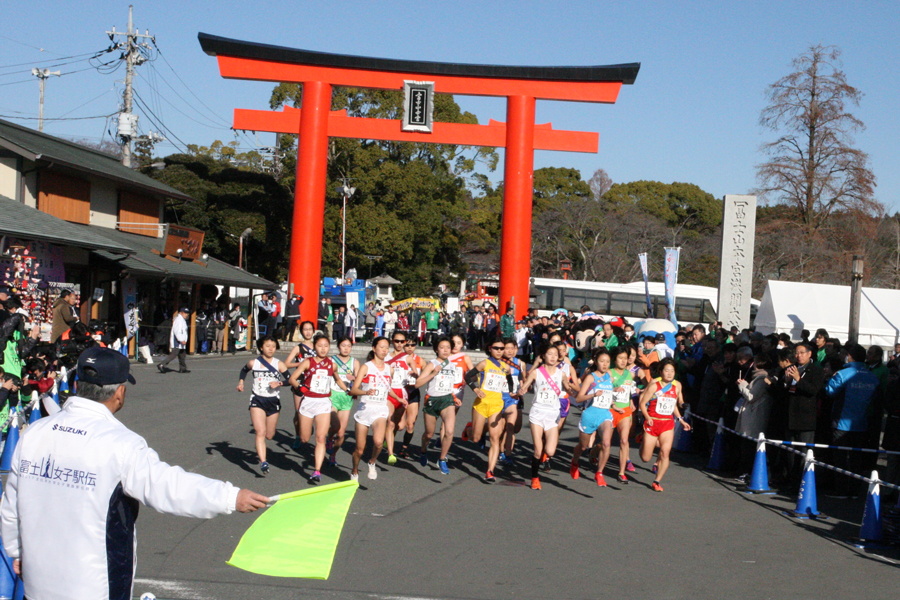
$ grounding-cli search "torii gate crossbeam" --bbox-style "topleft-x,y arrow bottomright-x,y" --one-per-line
199,33 -> 639,324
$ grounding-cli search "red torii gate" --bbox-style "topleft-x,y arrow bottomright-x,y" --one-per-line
199,34 -> 639,323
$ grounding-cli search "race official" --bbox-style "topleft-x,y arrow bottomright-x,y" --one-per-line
0,347 -> 268,600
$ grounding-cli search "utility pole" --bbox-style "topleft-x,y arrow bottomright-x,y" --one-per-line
848,255 -> 864,345
107,5 -> 154,167
31,69 -> 61,132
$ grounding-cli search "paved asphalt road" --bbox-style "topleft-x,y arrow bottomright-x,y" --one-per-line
114,353 -> 900,600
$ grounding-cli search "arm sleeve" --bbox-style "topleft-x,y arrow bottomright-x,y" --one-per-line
0,443 -> 22,559
121,437 -> 239,518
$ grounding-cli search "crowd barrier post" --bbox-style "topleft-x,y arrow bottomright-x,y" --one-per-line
674,406 -> 693,452
786,450 -> 823,519
856,470 -> 883,547
706,417 -> 726,471
746,432 -> 773,494
0,412 -> 20,474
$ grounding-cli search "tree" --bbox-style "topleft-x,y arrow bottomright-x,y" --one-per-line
755,44 -> 879,234
532,167 -> 592,214
603,180 -> 722,241
588,168 -> 613,200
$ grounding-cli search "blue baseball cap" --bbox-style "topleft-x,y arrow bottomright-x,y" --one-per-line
76,346 -> 136,386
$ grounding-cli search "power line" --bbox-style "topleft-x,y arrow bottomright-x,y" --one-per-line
132,90 -> 189,152
0,50 -> 109,71
0,34 -> 64,55
0,114 -> 113,121
136,70 -> 231,130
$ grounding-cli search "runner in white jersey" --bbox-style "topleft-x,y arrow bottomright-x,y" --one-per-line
348,337 -> 401,481
236,336 -> 290,475
415,336 -> 461,475
519,343 -> 566,490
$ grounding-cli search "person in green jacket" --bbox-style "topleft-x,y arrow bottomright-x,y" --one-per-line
499,307 -> 515,339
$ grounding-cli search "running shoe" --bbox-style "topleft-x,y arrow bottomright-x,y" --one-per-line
419,452 -> 428,467
326,437 -> 334,454
595,473 -> 607,487
617,474 -> 629,484
398,447 -> 409,459
292,436 -> 302,450
367,462 -> 378,480
430,438 -> 440,449
569,460 -> 580,480
652,481 -> 664,492
462,422 -> 472,442
652,463 -> 658,474
541,457 -> 552,472
387,454 -> 398,466
350,472 -> 359,481
531,477 -> 542,490
328,450 -> 338,466
485,471 -> 496,483
260,461 -> 269,476
309,471 -> 321,484
500,453 -> 514,466
626,460 -> 636,473
439,459 -> 450,475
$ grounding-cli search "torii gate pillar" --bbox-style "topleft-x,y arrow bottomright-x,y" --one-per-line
289,80 -> 332,315
500,95 -> 536,315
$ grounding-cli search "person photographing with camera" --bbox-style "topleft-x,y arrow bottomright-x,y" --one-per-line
1,346 -> 269,600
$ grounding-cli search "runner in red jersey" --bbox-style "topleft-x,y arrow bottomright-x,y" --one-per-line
638,357 -> 690,492
288,334 -> 350,483
385,332 -> 418,464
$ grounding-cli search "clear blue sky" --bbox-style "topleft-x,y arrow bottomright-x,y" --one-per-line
2,1 -> 898,209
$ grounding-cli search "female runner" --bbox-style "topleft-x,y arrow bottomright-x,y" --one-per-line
397,339 -> 425,458
465,340 -> 511,482
327,336 -> 358,466
519,343 -> 566,490
447,333 -> 475,444
415,336 -> 461,475
284,320 -> 317,449
571,347 -> 614,486
638,357 -> 690,492
500,338 -> 526,463
349,337 -> 402,480
609,346 -> 636,483
288,334 -> 351,483
385,331 -> 418,464
236,335 -> 290,476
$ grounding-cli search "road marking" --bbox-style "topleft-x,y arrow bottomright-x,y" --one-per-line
134,578 -> 211,600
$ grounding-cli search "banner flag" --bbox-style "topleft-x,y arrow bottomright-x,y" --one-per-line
227,480 -> 359,579
663,247 -> 681,327
638,252 -> 652,318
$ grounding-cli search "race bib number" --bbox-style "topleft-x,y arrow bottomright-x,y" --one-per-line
367,384 -> 388,404
391,368 -> 408,388
592,390 -> 613,410
482,373 -> 505,393
655,396 -> 676,416
535,389 -> 558,407
310,371 -> 331,395
453,366 -> 464,384
407,372 -> 418,386
434,374 -> 453,395
614,385 -> 633,405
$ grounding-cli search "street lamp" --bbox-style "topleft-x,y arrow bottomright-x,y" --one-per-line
336,181 -> 356,280
239,227 -> 252,270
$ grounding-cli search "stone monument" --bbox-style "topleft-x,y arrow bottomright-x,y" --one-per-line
717,195 -> 757,330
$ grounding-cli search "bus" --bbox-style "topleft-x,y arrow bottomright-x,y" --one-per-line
530,277 -> 759,326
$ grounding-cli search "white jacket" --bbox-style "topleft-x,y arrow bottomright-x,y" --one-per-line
170,313 -> 188,349
0,397 -> 239,600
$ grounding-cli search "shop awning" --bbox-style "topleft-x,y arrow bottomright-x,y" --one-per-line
0,195 -> 133,254
91,226 -> 275,289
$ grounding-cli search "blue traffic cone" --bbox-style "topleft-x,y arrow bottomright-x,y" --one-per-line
27,393 -> 40,425
706,417 -> 726,470
746,432 -> 773,494
674,406 -> 693,452
856,471 -> 883,546
786,450 -> 823,519
0,412 -> 19,474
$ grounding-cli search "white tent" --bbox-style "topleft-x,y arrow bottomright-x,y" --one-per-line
754,280 -> 900,347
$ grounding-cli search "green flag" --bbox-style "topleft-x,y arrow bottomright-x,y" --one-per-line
227,480 -> 359,579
